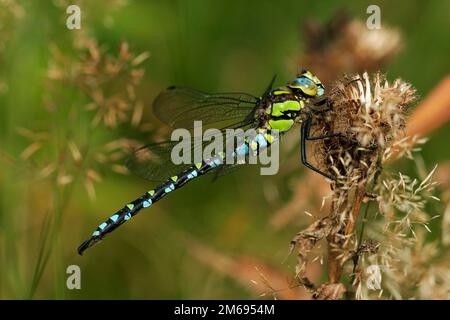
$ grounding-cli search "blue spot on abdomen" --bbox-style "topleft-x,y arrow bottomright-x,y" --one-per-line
143,200 -> 152,208
164,184 -> 175,193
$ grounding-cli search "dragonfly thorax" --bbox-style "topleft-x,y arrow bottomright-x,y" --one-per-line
263,86 -> 306,132
263,70 -> 325,133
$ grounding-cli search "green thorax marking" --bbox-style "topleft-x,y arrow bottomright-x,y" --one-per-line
269,100 -> 301,117
264,87 -> 305,132
268,119 -> 294,131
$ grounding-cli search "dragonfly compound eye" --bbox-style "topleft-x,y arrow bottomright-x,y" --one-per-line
289,76 -> 318,97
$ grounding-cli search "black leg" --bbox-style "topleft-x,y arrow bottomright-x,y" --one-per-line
345,77 -> 363,87
300,117 -> 337,181
309,97 -> 332,113
302,114 -> 344,141
262,75 -> 277,99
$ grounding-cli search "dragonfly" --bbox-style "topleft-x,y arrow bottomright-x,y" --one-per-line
78,70 -> 341,255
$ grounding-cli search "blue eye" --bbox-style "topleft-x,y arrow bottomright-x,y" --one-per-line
295,77 -> 314,87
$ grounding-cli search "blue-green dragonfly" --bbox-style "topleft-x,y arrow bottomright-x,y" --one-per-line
78,70 -> 340,255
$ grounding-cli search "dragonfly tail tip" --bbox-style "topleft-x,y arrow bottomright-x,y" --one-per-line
77,237 -> 99,256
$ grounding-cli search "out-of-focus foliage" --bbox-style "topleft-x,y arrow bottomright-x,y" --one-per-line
0,0 -> 449,299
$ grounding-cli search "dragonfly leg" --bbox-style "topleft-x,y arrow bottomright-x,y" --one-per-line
300,117 -> 338,181
345,77 -> 363,87
262,75 -> 277,99
309,97 -> 332,113
303,114 -> 345,141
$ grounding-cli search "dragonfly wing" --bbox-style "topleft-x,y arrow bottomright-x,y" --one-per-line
126,119 -> 255,182
153,87 -> 260,130
126,140 -> 192,182
129,83 -> 273,182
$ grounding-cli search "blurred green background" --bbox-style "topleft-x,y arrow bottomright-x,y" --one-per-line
0,0 -> 449,299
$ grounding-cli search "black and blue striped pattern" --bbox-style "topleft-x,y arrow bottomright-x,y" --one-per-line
78,161 -> 212,254
78,132 -> 274,255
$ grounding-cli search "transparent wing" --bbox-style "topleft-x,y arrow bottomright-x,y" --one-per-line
126,120 -> 256,182
129,79 -> 277,182
153,86 -> 260,130
126,139 -> 199,182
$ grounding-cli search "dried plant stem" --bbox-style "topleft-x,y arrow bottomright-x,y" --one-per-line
344,183 -> 366,237
326,245 -> 342,284
349,163 -> 382,293
327,181 -> 366,284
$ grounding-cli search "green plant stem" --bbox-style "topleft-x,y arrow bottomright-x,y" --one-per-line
27,181 -> 75,299
28,142 -> 91,299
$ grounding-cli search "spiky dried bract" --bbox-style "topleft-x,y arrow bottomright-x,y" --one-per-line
329,72 -> 416,150
313,72 -> 416,190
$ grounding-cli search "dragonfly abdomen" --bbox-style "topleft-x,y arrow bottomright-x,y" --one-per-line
77,156 -> 223,255
78,131 -> 275,255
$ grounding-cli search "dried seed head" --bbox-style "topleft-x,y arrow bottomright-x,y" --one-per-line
311,72 -> 417,187
298,13 -> 402,85
47,39 -> 149,128
330,72 -> 416,149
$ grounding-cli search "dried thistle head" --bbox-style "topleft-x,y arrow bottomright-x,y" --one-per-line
322,72 -> 417,280
289,72 -> 423,297
344,20 -> 402,70
317,72 -> 417,184
297,12 -> 402,85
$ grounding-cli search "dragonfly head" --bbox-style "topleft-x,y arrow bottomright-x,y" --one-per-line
287,70 -> 325,98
